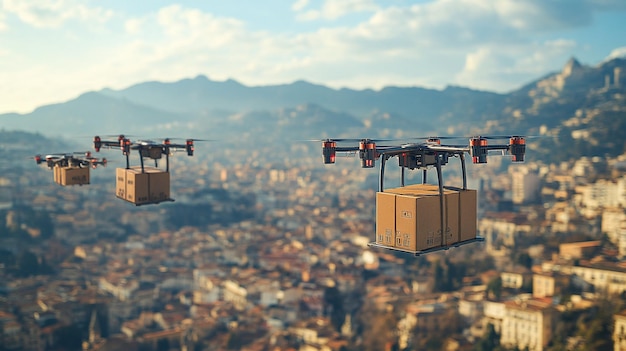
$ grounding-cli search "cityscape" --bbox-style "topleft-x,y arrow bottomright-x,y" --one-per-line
3,1 -> 626,350
0,121 -> 625,351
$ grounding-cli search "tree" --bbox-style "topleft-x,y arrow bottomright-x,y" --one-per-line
473,323 -> 499,351
487,277 -> 503,300
324,285 -> 345,331
17,250 -> 39,277
515,252 -> 533,269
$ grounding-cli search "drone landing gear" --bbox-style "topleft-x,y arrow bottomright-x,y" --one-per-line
367,237 -> 485,256
134,198 -> 176,207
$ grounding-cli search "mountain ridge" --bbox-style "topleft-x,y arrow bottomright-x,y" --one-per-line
1,56 -> 625,162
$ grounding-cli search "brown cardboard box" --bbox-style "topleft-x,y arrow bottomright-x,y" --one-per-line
125,166 -> 171,204
376,192 -> 396,246
444,192 -> 460,245
395,194 -> 441,251
375,184 -> 478,252
116,168 -> 127,199
60,167 -> 90,186
126,169 -> 150,204
455,188 -> 477,242
53,165 -> 60,185
386,185 -> 461,246
145,168 -> 170,202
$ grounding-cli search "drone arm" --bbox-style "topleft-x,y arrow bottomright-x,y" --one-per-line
335,146 -> 360,152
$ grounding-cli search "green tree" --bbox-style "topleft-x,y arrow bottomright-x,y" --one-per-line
515,252 -> 533,269
324,285 -> 345,331
17,250 -> 39,277
474,323 -> 499,351
487,277 -> 502,300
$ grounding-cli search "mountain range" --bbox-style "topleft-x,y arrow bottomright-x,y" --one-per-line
1,57 -> 625,162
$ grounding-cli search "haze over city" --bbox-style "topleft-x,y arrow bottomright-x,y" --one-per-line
1,0 -> 626,114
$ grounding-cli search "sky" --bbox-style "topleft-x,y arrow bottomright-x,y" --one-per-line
1,0 -> 626,114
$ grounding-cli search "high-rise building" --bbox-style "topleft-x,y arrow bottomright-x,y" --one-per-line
511,166 -> 541,204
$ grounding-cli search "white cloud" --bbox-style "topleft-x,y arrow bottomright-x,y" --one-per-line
2,0 -> 114,28
3,0 -> 626,114
605,46 -> 626,61
455,40 -> 578,91
295,0 -> 379,21
292,0 -> 310,12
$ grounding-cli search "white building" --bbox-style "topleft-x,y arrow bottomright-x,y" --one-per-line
511,166 -> 541,204
602,207 -> 626,245
501,297 -> 556,351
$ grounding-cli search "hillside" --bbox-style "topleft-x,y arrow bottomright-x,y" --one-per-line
1,57 -> 625,162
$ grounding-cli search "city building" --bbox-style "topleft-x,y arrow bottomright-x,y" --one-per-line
501,297 -> 556,351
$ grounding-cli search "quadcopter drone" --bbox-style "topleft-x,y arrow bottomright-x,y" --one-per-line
34,152 -> 107,186
93,135 -> 195,171
318,135 -> 526,190
34,152 -> 108,169
316,135 -> 527,256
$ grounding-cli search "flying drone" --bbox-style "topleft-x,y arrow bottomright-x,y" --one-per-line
93,135 -> 195,172
34,152 -> 107,186
93,135 -> 197,206
316,135 -> 527,256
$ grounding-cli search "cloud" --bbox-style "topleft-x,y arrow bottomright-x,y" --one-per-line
4,0 -> 626,114
0,12 -> 6,31
292,0 -> 310,12
455,39 -> 578,91
605,46 -> 626,61
2,0 -> 114,28
295,0 -> 379,21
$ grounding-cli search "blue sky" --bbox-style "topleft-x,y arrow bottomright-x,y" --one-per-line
1,0 -> 625,114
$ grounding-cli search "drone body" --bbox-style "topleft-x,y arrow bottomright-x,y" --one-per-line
94,135 -> 195,206
318,135 -> 527,256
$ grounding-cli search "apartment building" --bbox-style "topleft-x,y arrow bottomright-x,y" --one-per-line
558,241 -> 601,260
511,167 -> 541,204
533,272 -> 570,298
569,262 -> 626,295
501,268 -> 532,290
480,213 -> 531,254
501,297 -> 556,351
603,207 -> 626,245
614,310 -> 626,351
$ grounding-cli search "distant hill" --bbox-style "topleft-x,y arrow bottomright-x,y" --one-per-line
1,56 -> 625,162
98,76 -> 506,124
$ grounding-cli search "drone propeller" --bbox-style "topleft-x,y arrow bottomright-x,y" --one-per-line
304,138 -> 397,143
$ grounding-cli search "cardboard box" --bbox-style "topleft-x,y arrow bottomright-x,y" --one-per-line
376,192 -> 396,246
454,188 -> 477,242
395,194 -> 441,251
375,183 -> 474,251
385,183 -> 441,195
119,166 -> 171,204
116,168 -> 127,199
126,169 -> 150,204
53,165 -> 60,185
145,168 -> 170,202
60,167 -> 90,186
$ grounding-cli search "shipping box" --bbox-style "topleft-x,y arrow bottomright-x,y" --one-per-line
445,187 -> 478,242
375,184 -> 476,252
53,165 -> 60,185
126,168 -> 150,204
376,192 -> 396,246
117,167 -> 171,205
143,167 -> 170,202
116,168 -> 127,199
384,184 -> 461,246
59,167 -> 89,186
395,194 -> 442,251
